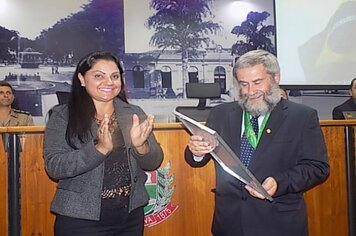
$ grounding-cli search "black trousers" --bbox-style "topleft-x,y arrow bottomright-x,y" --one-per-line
54,199 -> 144,236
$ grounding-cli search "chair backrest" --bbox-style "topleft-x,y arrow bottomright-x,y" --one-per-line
47,91 -> 70,120
186,82 -> 221,108
56,91 -> 70,104
175,82 -> 221,122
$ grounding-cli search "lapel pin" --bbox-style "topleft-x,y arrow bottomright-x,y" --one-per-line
266,128 -> 271,134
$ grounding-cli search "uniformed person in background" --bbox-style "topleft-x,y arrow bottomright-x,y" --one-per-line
0,81 -> 34,126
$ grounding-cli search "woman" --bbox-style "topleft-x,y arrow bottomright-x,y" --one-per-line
44,51 -> 163,236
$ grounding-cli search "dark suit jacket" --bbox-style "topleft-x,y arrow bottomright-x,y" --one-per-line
332,98 -> 356,119
185,99 -> 329,236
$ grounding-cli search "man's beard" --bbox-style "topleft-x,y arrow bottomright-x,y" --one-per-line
236,83 -> 281,117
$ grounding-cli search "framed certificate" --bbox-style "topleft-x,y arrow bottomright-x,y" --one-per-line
174,110 -> 273,201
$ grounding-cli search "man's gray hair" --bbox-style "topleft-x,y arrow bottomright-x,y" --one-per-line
233,49 -> 280,79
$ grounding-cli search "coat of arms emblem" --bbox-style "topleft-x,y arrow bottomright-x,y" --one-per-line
144,162 -> 178,227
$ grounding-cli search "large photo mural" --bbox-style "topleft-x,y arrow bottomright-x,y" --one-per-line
0,0 -> 275,124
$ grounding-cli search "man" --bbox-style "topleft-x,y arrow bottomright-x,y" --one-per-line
332,78 -> 356,119
185,50 -> 329,236
0,81 -> 34,126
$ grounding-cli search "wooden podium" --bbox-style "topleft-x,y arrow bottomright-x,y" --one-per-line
0,121 -> 354,236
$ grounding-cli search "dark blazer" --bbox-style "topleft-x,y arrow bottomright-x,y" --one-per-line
44,98 -> 163,220
332,98 -> 356,119
185,99 -> 329,236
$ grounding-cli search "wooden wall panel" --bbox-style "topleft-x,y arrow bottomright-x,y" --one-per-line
144,128 -> 215,236
0,137 -> 7,236
19,133 -> 56,236
304,127 -> 348,236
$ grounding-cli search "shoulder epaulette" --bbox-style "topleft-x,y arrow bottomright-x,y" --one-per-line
13,109 -> 31,115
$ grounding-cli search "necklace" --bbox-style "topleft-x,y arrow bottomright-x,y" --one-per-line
95,111 -> 118,133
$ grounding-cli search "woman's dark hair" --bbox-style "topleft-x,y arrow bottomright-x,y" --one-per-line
66,51 -> 128,148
